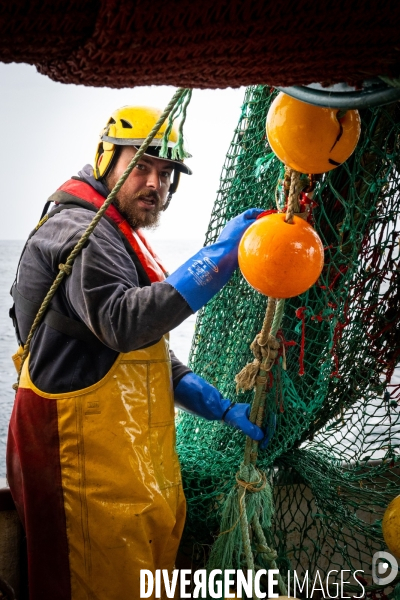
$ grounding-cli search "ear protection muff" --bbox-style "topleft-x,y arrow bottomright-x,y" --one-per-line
95,140 -> 116,180
94,119 -> 119,180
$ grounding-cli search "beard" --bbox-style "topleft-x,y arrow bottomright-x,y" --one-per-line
112,188 -> 163,230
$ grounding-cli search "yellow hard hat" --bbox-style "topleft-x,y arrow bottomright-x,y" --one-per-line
94,105 -> 192,181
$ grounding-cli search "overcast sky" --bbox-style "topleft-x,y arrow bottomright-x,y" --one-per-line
0,63 -> 245,241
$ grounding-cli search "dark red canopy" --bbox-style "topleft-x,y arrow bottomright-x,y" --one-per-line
1,0 -> 399,88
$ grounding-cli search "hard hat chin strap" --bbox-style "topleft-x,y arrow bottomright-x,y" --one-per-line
163,169 -> 181,211
163,192 -> 173,211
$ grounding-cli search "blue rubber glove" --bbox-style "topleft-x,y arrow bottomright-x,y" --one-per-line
166,208 -> 263,312
174,372 -> 264,441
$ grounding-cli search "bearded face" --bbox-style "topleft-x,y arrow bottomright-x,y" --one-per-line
105,146 -> 173,230
112,188 -> 163,230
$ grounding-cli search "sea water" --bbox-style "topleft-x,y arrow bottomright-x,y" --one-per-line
0,239 -> 201,480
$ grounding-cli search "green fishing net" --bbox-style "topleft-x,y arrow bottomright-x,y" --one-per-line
176,85 -> 400,591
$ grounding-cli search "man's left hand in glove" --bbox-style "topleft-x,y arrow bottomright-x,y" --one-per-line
174,372 -> 265,442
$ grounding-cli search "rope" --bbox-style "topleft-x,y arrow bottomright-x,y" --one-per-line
159,89 -> 192,160
58,263 -> 72,275
238,486 -> 257,599
231,166 -> 307,591
15,87 -> 189,387
271,299 -> 285,337
236,468 -> 267,492
257,297 -> 277,347
285,167 -> 302,223
252,515 -> 288,595
235,297 -> 282,393
172,89 -> 193,160
235,168 -> 306,393
217,468 -> 267,537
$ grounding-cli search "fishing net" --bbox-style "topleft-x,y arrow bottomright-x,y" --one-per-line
176,85 -> 400,592
4,2 -> 400,89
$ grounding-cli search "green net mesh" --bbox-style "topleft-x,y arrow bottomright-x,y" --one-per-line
176,85 -> 400,592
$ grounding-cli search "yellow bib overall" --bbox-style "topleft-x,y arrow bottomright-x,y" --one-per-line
9,337 -> 186,600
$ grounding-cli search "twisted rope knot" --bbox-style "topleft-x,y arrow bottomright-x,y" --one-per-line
59,263 -> 72,275
253,334 -> 280,364
235,333 -> 280,392
257,333 -> 280,350
256,544 -> 278,561
235,468 -> 267,493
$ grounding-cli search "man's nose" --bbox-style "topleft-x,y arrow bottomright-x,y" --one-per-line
146,169 -> 161,190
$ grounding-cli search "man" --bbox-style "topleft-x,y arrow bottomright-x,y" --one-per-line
7,106 -> 264,600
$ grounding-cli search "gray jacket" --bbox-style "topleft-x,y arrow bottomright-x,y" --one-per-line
12,169 -> 193,393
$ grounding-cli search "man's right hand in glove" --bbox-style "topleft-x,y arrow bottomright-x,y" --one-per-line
165,208 -> 263,312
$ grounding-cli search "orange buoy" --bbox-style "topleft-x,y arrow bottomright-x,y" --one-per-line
266,92 -> 361,174
238,213 -> 324,298
382,494 -> 400,558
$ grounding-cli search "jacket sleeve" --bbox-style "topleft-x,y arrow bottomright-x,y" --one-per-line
169,349 -> 192,389
62,215 -> 194,353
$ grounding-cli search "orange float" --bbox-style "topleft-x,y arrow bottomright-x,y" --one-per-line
266,92 -> 361,174
382,494 -> 400,558
238,213 -> 324,298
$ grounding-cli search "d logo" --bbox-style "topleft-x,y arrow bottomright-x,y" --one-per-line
372,551 -> 399,585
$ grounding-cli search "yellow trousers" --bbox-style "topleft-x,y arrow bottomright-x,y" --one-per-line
7,337 -> 186,600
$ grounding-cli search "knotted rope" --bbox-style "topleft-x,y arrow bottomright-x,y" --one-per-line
213,167 -> 305,598
14,87 -> 191,388
236,467 -> 267,493
235,297 -> 282,393
235,167 -> 304,393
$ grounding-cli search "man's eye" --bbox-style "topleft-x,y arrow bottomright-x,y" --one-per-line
161,171 -> 172,178
136,163 -> 146,171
